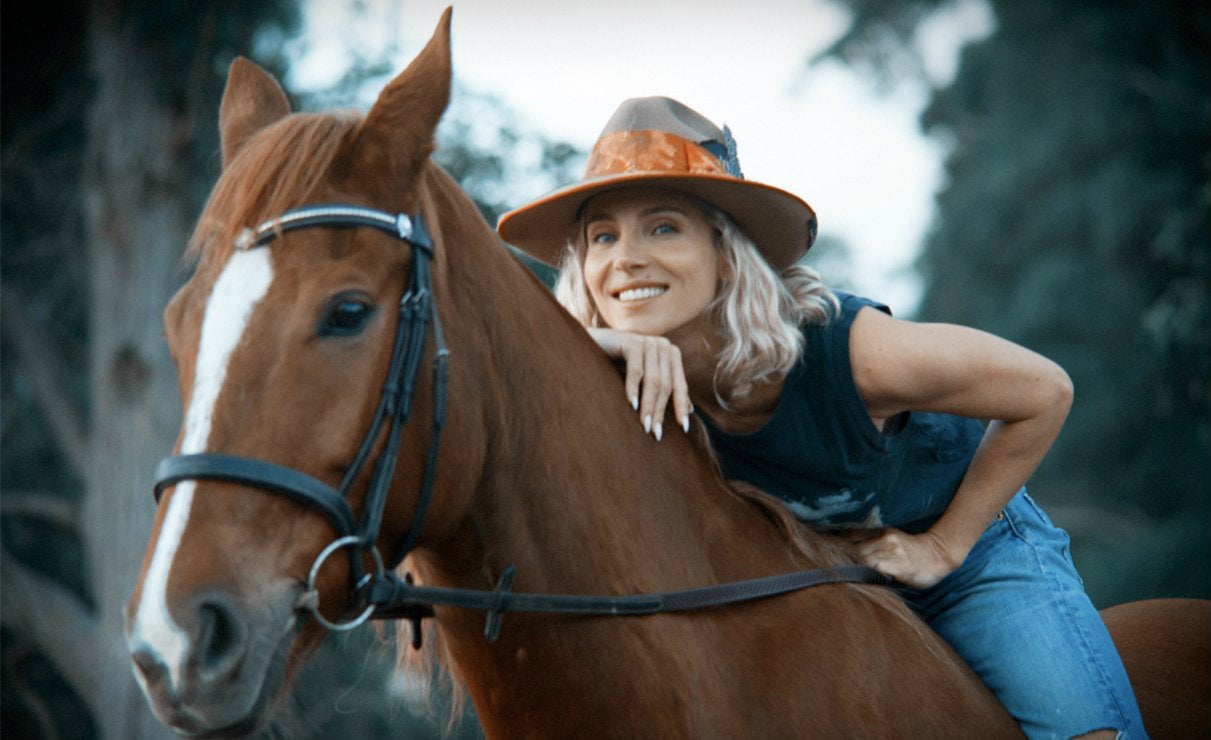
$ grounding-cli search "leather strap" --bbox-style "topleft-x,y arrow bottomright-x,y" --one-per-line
367,562 -> 894,643
155,454 -> 357,538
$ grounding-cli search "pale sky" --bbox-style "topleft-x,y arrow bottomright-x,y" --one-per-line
286,0 -> 994,315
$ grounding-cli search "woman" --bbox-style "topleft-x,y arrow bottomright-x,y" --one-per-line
497,96 -> 1145,739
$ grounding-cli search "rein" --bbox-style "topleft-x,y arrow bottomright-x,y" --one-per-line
152,202 -> 892,645
364,562 -> 892,648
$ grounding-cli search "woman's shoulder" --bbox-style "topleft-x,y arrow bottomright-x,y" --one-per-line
794,292 -> 885,384
833,291 -> 891,321
802,292 -> 890,343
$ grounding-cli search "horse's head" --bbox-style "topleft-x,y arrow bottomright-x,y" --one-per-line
124,10 -> 477,735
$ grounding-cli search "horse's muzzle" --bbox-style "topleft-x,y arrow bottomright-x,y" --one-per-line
127,583 -> 303,737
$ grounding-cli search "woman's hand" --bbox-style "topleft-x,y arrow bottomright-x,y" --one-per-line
586,327 -> 692,440
843,528 -> 964,590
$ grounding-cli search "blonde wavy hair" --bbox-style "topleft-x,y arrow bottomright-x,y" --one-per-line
554,201 -> 838,404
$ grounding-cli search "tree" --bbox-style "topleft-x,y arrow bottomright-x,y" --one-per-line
2,2 -> 299,736
818,0 -> 1210,605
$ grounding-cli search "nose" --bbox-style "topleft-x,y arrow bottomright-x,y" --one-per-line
127,582 -> 302,734
612,233 -> 649,271
192,592 -> 248,681
128,590 -> 250,700
131,642 -> 170,695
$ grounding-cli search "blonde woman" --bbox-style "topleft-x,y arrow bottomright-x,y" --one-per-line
498,97 -> 1146,739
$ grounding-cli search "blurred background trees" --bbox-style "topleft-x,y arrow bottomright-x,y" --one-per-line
1,0 -> 1206,737
4,2 -> 302,737
818,0 -> 1209,607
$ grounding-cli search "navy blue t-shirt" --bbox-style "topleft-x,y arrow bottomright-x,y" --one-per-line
699,293 -> 985,534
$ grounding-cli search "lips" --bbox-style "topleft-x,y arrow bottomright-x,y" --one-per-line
614,285 -> 668,302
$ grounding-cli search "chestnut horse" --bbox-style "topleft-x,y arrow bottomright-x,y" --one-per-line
127,10 -> 1210,738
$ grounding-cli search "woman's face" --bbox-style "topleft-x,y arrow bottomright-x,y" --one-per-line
581,188 -> 720,336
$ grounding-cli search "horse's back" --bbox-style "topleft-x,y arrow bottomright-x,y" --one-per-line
1103,598 -> 1211,739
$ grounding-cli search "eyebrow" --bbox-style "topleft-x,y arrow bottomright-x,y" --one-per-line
584,204 -> 688,225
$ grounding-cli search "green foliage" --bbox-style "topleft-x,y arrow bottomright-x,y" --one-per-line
814,0 -> 955,89
822,0 -> 1210,603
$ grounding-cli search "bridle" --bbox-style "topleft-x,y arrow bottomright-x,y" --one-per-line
153,202 -> 891,647
154,203 -> 449,631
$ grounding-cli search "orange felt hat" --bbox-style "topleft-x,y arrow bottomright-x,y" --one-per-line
496,96 -> 817,270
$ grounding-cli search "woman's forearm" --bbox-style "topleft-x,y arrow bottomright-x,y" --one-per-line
928,375 -> 1073,567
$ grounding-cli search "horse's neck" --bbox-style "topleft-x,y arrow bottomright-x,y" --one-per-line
431,206 -> 805,594
414,178 -> 1014,736
421,170 -> 821,595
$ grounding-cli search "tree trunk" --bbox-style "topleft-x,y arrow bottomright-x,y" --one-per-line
83,4 -> 194,737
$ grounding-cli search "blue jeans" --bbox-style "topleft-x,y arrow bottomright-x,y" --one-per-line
900,490 -> 1147,739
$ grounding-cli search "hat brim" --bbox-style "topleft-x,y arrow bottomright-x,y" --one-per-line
497,172 -> 816,271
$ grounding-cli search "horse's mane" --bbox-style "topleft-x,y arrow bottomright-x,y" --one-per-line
187,110 -> 362,269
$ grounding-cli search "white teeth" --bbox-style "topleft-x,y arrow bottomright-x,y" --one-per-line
617,286 -> 667,302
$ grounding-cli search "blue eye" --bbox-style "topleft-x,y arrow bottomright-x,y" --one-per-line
319,295 -> 375,337
653,223 -> 676,235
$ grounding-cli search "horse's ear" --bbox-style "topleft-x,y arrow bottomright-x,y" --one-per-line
219,57 -> 292,168
346,7 -> 453,183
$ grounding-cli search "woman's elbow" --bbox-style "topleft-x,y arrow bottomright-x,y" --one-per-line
1045,361 -> 1074,420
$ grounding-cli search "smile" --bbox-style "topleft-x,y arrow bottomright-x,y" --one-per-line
616,286 -> 668,302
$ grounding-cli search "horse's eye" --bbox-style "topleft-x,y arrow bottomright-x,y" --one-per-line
319,296 -> 375,337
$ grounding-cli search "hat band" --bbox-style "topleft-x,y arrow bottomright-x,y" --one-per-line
584,130 -> 729,180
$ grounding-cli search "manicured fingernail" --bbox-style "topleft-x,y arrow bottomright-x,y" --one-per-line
689,402 -> 696,413
682,417 -> 690,433
643,415 -> 652,434
654,422 -> 663,442
631,395 -> 638,410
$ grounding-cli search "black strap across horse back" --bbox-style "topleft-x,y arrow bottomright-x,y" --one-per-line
151,202 -> 892,643
367,562 -> 892,646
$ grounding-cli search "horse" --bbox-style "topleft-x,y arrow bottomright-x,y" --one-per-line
126,9 -> 1211,738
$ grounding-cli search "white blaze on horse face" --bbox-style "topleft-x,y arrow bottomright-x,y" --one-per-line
130,247 -> 274,692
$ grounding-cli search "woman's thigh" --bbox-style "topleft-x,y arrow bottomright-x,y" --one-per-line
903,490 -> 1147,739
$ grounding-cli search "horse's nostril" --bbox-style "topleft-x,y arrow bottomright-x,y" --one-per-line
132,645 -> 167,685
194,595 -> 247,679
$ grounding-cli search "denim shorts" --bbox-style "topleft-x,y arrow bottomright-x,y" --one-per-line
900,490 -> 1147,739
